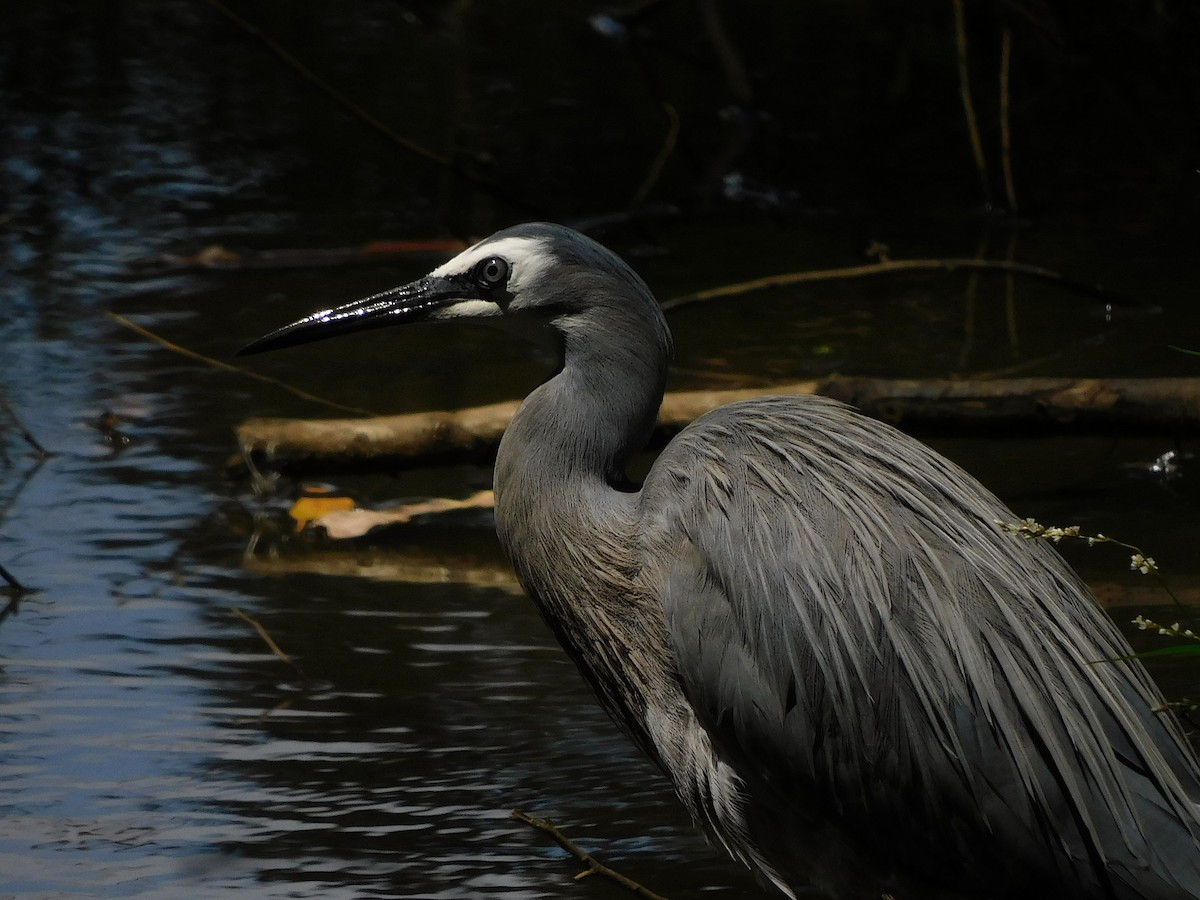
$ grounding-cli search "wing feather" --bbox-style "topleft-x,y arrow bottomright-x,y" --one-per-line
642,395 -> 1200,897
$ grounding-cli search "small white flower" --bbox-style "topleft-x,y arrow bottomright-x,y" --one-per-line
1129,553 -> 1157,575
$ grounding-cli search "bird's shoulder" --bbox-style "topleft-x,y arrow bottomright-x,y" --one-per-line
642,393 -> 1006,536
636,394 -> 1200,892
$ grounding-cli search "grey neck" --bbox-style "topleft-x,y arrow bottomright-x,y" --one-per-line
495,305 -> 669,497
489,309 -> 674,757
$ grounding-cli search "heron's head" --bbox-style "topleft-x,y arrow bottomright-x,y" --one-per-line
238,222 -> 671,360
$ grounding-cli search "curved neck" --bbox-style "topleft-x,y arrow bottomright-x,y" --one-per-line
490,310 -> 673,758
495,304 -> 670,494
490,299 -> 671,611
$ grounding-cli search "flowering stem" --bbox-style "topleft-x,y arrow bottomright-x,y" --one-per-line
995,518 -> 1187,612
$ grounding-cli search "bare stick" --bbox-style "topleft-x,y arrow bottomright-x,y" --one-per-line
108,311 -> 378,417
660,257 -> 1131,311
0,390 -> 52,458
0,596 -> 20,627
206,0 -> 447,166
511,809 -> 671,900
232,606 -> 307,680
201,0 -> 540,215
699,0 -> 753,103
1003,232 -> 1019,357
952,0 -> 992,207
999,26 -> 1018,212
630,104 -> 680,209
0,564 -> 27,626
957,233 -> 986,369
0,563 -> 27,593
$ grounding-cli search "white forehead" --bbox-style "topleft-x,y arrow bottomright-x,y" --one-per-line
430,235 -> 555,294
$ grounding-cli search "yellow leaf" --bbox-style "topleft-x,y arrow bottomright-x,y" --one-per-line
290,493 -> 355,531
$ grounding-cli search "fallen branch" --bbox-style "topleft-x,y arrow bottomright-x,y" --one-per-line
234,384 -> 819,473
511,809 -> 671,900
235,377 -> 1200,475
660,257 -> 1133,311
819,376 -> 1200,434
236,397 -> 523,473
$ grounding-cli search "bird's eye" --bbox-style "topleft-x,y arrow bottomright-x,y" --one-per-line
475,256 -> 510,291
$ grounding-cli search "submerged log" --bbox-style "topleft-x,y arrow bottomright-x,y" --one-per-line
819,376 -> 1200,434
244,537 -> 1200,609
234,384 -> 820,474
235,376 -> 1200,475
244,542 -> 522,594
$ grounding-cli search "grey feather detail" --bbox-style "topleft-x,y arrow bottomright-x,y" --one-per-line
647,395 -> 1200,898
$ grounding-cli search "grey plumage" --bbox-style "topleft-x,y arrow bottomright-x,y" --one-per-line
242,222 -> 1200,899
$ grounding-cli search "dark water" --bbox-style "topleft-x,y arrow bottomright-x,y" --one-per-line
2,3 -> 1199,898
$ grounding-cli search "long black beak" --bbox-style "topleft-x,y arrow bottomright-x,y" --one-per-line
237,274 -> 472,356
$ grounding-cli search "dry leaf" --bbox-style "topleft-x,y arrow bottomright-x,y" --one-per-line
313,490 -> 494,540
290,491 -> 356,531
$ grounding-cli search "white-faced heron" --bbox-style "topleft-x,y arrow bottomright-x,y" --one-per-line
241,223 -> 1200,899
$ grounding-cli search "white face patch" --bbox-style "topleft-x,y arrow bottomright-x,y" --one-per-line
427,298 -> 503,321
430,234 -> 556,299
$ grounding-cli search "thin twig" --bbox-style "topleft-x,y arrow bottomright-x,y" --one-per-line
0,390 -> 52,458
1003,231 -> 1019,357
699,0 -> 753,103
204,0 -> 448,166
999,27 -> 1018,212
201,0 -> 541,215
0,564 -> 28,627
0,595 -> 20,627
0,563 -> 27,593
107,311 -> 379,417
957,232 -> 987,369
511,809 -> 671,900
232,606 -> 307,680
952,0 -> 992,208
630,104 -> 680,209
0,456 -> 46,534
661,257 -> 1132,312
